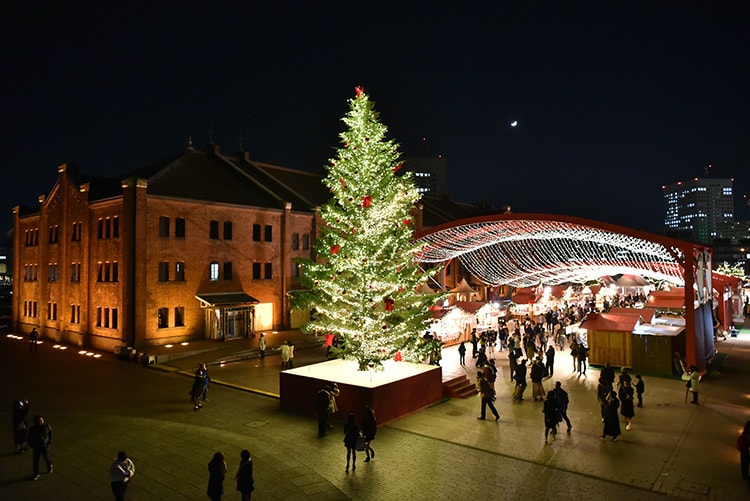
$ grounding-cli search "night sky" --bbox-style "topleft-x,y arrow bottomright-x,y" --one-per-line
2,1 -> 749,235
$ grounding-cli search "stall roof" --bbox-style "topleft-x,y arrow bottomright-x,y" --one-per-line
453,301 -> 485,314
607,307 -> 657,323
512,288 -> 539,304
581,313 -> 641,332
646,292 -> 685,309
450,278 -> 475,294
632,324 -> 685,337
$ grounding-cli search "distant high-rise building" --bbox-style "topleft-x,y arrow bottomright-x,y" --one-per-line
402,156 -> 448,197
663,177 -> 734,244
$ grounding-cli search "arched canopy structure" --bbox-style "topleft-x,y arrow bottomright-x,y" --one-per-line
414,213 -> 717,371
415,213 -> 690,287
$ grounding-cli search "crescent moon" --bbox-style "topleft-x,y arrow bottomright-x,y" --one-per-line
510,121 -> 518,127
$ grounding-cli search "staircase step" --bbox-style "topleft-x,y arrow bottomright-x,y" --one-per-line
442,375 -> 478,399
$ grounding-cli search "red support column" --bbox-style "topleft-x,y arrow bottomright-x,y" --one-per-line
684,249 -> 697,369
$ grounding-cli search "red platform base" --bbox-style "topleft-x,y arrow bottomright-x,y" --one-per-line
280,359 -> 443,425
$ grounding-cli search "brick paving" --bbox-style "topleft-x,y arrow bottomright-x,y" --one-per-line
2,321 -> 750,500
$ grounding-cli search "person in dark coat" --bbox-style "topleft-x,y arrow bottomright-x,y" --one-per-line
619,379 -> 635,430
27,414 -> 53,480
542,392 -> 560,443
601,391 -> 621,441
235,449 -> 254,501
634,374 -> 645,407
13,398 -> 30,454
597,376 -> 612,419
577,344 -> 588,375
343,413 -> 360,472
476,372 -> 500,421
508,350 -> 518,382
513,360 -> 528,401
361,406 -> 377,462
207,451 -> 226,501
314,386 -> 331,438
191,363 -> 207,411
545,344 -> 555,377
549,381 -> 572,432
530,358 -> 546,402
600,362 -> 615,386
458,341 -> 467,366
470,329 -> 479,358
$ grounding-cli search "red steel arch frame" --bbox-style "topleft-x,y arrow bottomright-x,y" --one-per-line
414,213 -> 716,370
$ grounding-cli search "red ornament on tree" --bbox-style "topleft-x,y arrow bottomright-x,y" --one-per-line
393,162 -> 403,173
394,351 -> 403,362
331,245 -> 341,254
403,219 -> 411,226
361,196 -> 371,208
355,86 -> 364,97
340,178 -> 345,189
384,298 -> 394,311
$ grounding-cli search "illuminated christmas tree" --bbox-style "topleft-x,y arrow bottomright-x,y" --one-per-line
293,87 -> 443,370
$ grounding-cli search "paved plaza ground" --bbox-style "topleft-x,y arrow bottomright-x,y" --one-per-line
2,320 -> 750,500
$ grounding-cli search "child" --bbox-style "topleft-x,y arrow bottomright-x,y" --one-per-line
635,374 -> 645,407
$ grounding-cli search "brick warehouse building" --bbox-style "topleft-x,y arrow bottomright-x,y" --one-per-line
12,143 -> 495,352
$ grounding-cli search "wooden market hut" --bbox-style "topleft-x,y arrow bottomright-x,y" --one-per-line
631,323 -> 686,377
581,313 -> 642,368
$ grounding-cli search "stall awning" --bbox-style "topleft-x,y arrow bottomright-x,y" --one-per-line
196,292 -> 260,307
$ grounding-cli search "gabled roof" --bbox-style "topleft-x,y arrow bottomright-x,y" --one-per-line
581,313 -> 641,332
606,307 -> 657,323
453,301 -> 485,314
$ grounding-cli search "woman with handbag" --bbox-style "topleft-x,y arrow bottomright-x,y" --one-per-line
343,413 -> 360,472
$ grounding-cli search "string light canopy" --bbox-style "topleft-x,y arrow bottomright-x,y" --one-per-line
415,214 -> 689,287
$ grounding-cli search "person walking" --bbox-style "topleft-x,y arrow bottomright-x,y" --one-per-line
577,343 -> 588,376
542,392 -> 560,444
29,327 -> 39,352
470,329 -> 479,359
27,414 -> 53,480
109,451 -> 135,501
601,391 -> 621,442
619,379 -> 635,430
549,381 -> 572,432
235,449 -> 254,501
687,365 -> 701,404
207,451 -> 226,501
201,363 -> 211,402
513,360 -> 528,402
736,421 -> 750,483
279,342 -> 291,370
508,350 -> 518,382
476,372 -> 500,421
361,406 -> 377,462
287,341 -> 295,369
191,364 -> 207,411
13,398 -> 30,454
530,357 -> 546,402
343,413 -> 360,472
570,339 -> 579,373
458,341 -> 466,366
634,374 -> 645,407
545,344 -> 555,378
257,333 -> 267,359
